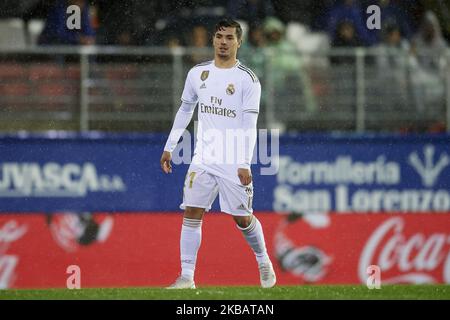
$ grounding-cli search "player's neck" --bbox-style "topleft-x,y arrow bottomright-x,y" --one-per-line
214,56 -> 238,69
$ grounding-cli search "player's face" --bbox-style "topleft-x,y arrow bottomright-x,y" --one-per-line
213,27 -> 241,59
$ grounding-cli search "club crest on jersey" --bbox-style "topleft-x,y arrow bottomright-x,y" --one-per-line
226,84 -> 235,95
200,70 -> 209,81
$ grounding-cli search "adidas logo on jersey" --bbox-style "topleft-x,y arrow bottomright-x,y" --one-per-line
200,83 -> 206,89
237,204 -> 247,210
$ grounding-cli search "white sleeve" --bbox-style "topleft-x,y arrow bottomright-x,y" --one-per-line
181,69 -> 198,104
239,110 -> 259,169
242,78 -> 261,113
163,101 -> 196,152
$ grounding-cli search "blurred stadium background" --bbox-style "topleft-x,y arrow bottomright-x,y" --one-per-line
0,0 -> 449,294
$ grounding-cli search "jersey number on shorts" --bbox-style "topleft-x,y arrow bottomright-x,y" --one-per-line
188,172 -> 196,188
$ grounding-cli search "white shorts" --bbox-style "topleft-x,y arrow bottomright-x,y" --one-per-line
180,165 -> 254,216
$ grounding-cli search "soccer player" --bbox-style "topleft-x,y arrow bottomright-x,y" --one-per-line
160,18 -> 276,289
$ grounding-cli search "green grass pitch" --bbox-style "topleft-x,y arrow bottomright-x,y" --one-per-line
1,285 -> 449,300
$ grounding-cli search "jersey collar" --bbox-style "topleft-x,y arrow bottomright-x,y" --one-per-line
212,59 -> 240,69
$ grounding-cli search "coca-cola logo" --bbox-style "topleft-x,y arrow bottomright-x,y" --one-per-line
359,217 -> 450,284
0,220 -> 28,289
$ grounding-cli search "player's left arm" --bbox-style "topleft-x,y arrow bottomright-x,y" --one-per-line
238,111 -> 258,185
238,78 -> 261,185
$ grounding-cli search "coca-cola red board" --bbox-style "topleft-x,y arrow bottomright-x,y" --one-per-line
0,212 -> 449,289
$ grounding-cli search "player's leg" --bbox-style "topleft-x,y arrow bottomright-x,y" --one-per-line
218,179 -> 276,288
233,214 -> 276,288
233,214 -> 270,264
167,167 -> 218,289
178,206 -> 204,286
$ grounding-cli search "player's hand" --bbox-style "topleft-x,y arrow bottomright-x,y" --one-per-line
160,151 -> 172,174
238,168 -> 252,185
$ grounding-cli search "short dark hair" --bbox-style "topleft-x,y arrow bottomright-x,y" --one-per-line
214,18 -> 242,40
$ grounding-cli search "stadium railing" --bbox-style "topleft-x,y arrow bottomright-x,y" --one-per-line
0,46 -> 448,133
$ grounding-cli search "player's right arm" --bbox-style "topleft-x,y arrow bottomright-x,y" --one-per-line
161,69 -> 198,174
160,101 -> 196,173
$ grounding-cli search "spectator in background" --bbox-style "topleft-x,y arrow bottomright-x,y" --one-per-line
376,0 -> 413,42
329,19 -> 361,116
419,0 -> 450,43
95,0 -> 168,46
330,19 -> 362,64
38,0 -> 95,45
248,23 -> 266,48
262,16 -> 317,113
412,10 -> 447,72
227,0 -> 274,25
155,1 -> 228,48
410,11 -> 448,112
95,0 -> 133,45
327,0 -> 374,46
131,0 -> 172,46
239,23 -> 266,78
165,35 -> 183,49
263,17 -> 301,73
272,0 -> 326,27
375,23 -> 411,110
188,25 -> 211,64
376,23 -> 410,73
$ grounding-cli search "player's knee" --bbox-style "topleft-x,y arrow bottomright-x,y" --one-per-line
184,207 -> 204,220
234,215 -> 252,228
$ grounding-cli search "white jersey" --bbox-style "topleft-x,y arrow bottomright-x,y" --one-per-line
181,60 -> 261,184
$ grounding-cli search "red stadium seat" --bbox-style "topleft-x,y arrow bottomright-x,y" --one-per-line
0,64 -> 27,78
29,64 -> 65,81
